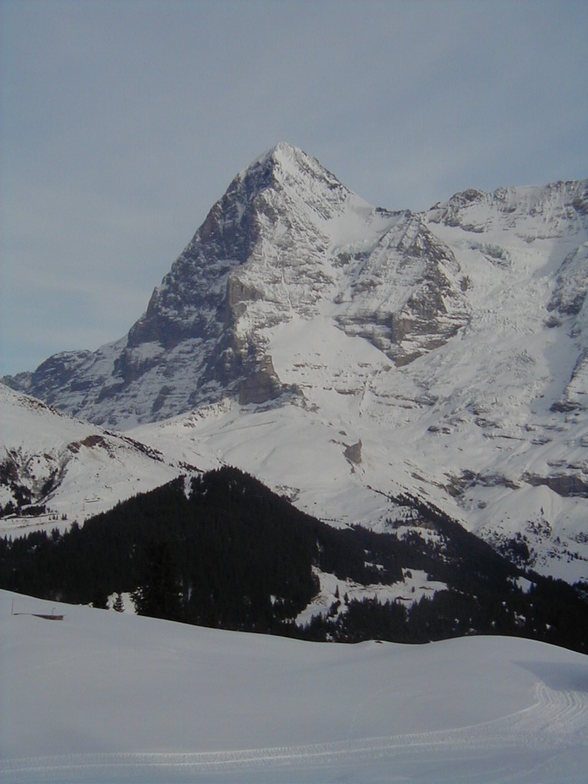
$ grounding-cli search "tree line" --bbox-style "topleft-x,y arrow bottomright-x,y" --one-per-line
0,466 -> 586,652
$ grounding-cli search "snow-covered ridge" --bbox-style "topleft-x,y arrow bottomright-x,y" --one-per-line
429,179 -> 588,237
0,384 -> 185,535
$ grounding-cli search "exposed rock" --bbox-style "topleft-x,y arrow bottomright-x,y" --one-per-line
238,357 -> 283,406
344,440 -> 362,465
523,472 -> 588,498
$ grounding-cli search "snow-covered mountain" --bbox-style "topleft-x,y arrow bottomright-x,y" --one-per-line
5,144 -> 404,423
3,143 -> 587,581
2,590 -> 588,783
0,384 -> 187,536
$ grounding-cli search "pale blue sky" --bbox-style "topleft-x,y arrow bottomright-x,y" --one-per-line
1,0 -> 587,375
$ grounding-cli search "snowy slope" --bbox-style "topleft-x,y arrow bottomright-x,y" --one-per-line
132,371 -> 588,584
0,384 -> 186,537
3,144 -> 587,580
130,162 -> 588,583
1,589 -> 587,784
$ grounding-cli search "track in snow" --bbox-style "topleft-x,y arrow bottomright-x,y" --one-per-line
2,683 -> 587,783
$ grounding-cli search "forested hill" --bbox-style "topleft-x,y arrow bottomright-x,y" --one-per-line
1,466 -> 587,652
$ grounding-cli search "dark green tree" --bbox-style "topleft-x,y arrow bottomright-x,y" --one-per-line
131,540 -> 183,621
91,591 -> 109,609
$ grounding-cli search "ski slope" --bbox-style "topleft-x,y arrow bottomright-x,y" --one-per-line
1,590 -> 587,783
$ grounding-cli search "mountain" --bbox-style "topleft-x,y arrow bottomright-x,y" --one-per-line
3,143 -> 587,582
0,383 -> 187,536
3,144 -> 386,423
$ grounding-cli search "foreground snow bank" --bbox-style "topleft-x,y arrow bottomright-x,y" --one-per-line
1,590 -> 587,783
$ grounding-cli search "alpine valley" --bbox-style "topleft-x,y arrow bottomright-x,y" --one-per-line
2,143 -> 587,644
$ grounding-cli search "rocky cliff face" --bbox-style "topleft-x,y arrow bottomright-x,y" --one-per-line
3,145 -> 587,581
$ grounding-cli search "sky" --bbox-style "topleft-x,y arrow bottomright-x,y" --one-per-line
1,0 -> 587,377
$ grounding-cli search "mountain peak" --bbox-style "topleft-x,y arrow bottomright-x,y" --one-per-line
234,142 -> 346,200
247,141 -> 314,170
256,140 -> 303,164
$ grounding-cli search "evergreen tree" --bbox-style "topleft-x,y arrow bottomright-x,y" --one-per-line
91,591 -> 109,609
131,540 -> 183,621
113,593 -> 124,612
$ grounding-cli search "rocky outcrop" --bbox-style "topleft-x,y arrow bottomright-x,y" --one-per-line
523,472 -> 588,498
335,216 -> 470,365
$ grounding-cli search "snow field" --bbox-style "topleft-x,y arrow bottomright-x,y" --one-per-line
295,567 -> 448,627
1,590 -> 587,783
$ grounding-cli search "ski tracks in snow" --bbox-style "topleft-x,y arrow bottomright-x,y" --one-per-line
2,683 -> 588,782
